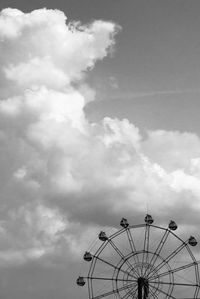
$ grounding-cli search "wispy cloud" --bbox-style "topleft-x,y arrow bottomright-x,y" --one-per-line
110,88 -> 200,100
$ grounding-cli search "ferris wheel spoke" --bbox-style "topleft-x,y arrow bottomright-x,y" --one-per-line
121,284 -> 138,299
149,261 -> 197,280
94,256 -> 136,279
87,276 -> 137,283
108,239 -> 135,273
92,282 -> 135,299
149,281 -> 199,287
126,227 -> 139,266
141,224 -> 150,276
149,283 -> 176,299
147,241 -> 187,277
148,285 -> 158,299
148,229 -> 170,273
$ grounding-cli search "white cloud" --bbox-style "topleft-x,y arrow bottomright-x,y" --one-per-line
4,57 -> 69,89
0,8 -> 117,93
0,7 -> 120,265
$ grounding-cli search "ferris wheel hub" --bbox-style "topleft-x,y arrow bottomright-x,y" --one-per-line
138,277 -> 148,283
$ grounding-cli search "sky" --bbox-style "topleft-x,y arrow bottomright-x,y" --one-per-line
0,1 -> 200,298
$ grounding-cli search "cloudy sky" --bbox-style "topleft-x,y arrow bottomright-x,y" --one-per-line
0,0 -> 200,298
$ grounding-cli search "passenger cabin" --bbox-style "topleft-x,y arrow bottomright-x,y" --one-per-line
99,231 -> 108,241
168,220 -> 177,231
76,276 -> 85,286
144,214 -> 154,224
83,251 -> 92,262
120,218 -> 129,228
189,236 -> 197,246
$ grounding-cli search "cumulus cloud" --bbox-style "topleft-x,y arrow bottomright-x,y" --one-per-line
0,7 -> 120,265
0,7 -> 200,282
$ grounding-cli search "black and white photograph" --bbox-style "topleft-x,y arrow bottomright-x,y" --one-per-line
0,1 -> 200,298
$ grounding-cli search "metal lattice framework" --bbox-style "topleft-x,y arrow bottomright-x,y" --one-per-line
77,215 -> 200,299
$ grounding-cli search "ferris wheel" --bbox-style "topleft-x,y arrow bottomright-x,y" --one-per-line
77,215 -> 200,299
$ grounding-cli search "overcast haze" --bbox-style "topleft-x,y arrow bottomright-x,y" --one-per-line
0,1 -> 200,298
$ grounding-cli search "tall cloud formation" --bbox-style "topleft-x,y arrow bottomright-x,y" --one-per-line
0,7 -> 121,265
0,7 -> 200,277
